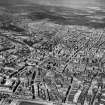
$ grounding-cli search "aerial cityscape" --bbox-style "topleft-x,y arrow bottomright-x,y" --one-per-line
0,0 -> 105,105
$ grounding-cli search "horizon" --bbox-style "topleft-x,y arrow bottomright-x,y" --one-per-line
0,0 -> 105,9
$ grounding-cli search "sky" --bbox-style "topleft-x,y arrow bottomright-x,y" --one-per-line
0,0 -> 105,9
0,0 -> 25,6
30,0 -> 105,8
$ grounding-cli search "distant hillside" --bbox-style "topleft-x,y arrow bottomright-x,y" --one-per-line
0,3 -> 105,29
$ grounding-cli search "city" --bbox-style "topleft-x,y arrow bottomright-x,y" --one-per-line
0,1 -> 105,105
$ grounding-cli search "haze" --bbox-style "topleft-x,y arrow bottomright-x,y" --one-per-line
27,0 -> 105,8
0,0 -> 105,9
